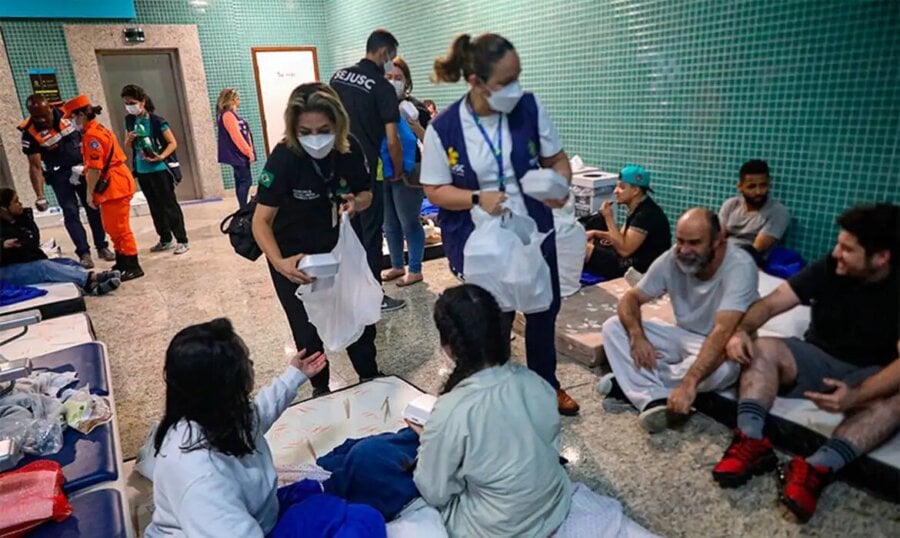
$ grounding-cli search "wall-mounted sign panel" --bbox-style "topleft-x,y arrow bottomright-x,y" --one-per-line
0,1 -> 136,19
251,47 -> 320,155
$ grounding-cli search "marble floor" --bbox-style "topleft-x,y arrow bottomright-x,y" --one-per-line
45,197 -> 898,537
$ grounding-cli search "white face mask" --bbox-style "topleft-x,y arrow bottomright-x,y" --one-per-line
391,80 -> 405,99
485,81 -> 523,114
384,59 -> 395,74
299,133 -> 335,159
125,103 -> 142,115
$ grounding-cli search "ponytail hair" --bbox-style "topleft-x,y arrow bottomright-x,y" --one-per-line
432,33 -> 515,84
433,284 -> 510,394
73,105 -> 103,120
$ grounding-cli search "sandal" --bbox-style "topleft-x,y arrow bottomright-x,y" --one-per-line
382,268 -> 406,282
396,274 -> 424,287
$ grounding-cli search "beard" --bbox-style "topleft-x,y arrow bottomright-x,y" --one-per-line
675,249 -> 714,275
743,193 -> 768,208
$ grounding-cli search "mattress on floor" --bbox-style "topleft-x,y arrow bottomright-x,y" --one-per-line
0,312 -> 94,360
29,487 -> 127,538
267,376 -> 426,468
0,282 -> 85,320
30,342 -> 111,395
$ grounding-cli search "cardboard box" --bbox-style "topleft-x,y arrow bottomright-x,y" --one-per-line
571,171 -> 617,218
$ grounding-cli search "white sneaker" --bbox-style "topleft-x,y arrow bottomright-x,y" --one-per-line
596,373 -> 617,396
174,243 -> 190,255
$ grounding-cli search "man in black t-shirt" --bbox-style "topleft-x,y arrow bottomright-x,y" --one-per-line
19,94 -> 112,268
581,165 -> 671,278
330,29 -> 406,312
712,203 -> 899,522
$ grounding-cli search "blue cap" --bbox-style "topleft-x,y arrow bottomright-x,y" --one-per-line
619,165 -> 653,192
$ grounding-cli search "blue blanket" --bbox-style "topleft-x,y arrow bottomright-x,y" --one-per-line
0,281 -> 48,307
270,480 -> 385,538
317,428 -> 420,520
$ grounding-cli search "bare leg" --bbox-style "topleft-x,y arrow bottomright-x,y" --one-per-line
739,337 -> 799,408
832,392 -> 900,454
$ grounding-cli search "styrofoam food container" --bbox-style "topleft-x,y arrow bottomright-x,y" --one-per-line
298,253 -> 340,278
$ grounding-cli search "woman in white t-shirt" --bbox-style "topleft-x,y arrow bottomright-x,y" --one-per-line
420,33 -> 579,416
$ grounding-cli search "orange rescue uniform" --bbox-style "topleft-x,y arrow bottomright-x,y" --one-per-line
81,118 -> 139,256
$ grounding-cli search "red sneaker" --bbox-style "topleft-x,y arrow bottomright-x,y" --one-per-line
779,456 -> 833,523
712,430 -> 777,488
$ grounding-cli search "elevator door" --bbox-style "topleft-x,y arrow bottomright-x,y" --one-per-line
97,51 -> 198,200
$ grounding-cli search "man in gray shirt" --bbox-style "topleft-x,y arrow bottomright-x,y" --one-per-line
718,160 -> 790,264
600,208 -> 759,433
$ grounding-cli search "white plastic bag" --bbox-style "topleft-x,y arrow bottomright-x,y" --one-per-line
553,199 -> 587,297
297,214 -> 383,351
464,207 -> 553,314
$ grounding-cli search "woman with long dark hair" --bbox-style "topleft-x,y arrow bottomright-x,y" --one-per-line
411,284 -> 572,536
421,33 -> 579,415
145,318 -> 326,537
121,84 -> 190,255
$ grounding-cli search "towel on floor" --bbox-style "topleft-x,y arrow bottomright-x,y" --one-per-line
317,428 -> 420,520
0,281 -> 47,306
555,483 -> 659,538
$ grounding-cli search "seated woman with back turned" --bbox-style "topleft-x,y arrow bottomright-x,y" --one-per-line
411,284 -> 572,537
145,318 -> 327,537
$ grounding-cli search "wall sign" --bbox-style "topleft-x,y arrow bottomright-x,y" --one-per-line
28,69 -> 61,103
0,1 -> 135,19
251,47 -> 320,155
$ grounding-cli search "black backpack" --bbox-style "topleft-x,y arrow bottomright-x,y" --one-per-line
220,197 -> 262,261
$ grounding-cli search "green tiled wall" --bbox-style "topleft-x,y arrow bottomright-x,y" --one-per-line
2,1 -> 897,258
1,0 -> 330,197
324,0 -> 899,259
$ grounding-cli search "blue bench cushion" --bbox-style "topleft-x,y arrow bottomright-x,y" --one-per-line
29,488 -> 127,538
19,423 -> 118,494
31,343 -> 109,396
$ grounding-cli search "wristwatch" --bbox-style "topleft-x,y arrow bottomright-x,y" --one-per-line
471,191 -> 480,208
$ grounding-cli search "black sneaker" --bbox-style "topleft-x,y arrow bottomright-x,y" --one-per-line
381,295 -> 407,313
638,399 -> 670,433
120,269 -> 144,282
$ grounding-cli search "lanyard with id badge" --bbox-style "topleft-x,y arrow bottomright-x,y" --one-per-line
310,157 -> 349,228
466,100 -> 506,193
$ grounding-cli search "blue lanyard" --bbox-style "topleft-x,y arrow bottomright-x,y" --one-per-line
467,99 -> 505,192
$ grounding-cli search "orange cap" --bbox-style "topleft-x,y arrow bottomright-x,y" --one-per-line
61,94 -> 92,119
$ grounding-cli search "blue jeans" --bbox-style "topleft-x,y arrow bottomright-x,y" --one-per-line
233,164 -> 253,210
47,170 -> 108,257
0,258 -> 88,288
383,180 -> 425,273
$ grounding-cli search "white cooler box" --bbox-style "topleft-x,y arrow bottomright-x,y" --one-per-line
571,170 -> 617,218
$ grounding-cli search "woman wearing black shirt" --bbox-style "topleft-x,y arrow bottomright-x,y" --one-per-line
252,83 -> 377,396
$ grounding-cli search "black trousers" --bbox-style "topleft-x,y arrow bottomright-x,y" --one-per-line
358,178 -> 384,283
268,262 -> 379,390
584,241 -> 627,279
137,170 -> 188,244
